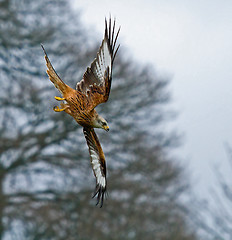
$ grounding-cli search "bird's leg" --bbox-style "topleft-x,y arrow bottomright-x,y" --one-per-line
53,102 -> 69,112
54,96 -> 65,101
53,97 -> 66,111
53,106 -> 66,112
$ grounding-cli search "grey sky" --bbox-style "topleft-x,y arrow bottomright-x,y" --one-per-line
72,0 -> 232,198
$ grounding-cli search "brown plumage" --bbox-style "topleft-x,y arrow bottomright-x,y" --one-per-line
42,17 -> 120,207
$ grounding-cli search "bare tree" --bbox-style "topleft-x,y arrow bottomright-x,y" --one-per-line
191,145 -> 232,240
0,0 -> 197,239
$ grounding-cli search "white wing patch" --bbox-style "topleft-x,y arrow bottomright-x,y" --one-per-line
83,127 -> 107,207
76,17 -> 120,102
94,40 -> 112,84
89,147 -> 106,188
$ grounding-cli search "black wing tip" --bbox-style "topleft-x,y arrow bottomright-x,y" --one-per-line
41,43 -> 46,53
105,13 -> 112,24
92,184 -> 107,208
104,16 -> 120,63
41,44 -> 49,58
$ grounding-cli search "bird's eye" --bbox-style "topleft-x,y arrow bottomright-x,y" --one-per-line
102,122 -> 107,126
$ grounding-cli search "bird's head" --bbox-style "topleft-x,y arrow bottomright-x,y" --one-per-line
94,115 -> 109,132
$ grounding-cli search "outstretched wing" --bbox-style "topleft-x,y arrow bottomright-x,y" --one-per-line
41,44 -> 68,94
83,127 -> 107,207
76,17 -> 120,111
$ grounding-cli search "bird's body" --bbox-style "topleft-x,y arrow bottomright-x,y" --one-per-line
55,87 -> 99,128
42,18 -> 120,207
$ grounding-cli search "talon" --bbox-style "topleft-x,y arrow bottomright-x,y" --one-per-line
54,96 -> 65,101
53,106 -> 65,112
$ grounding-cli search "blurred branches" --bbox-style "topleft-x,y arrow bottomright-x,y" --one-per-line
0,0 -> 196,239
191,145 -> 232,240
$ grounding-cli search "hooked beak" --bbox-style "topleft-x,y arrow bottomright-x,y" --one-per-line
104,125 -> 109,132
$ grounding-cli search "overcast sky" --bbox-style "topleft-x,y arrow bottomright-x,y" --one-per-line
72,0 -> 232,199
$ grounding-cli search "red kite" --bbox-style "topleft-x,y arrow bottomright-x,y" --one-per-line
42,18 -> 120,207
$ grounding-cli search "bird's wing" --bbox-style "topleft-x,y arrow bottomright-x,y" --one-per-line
76,17 -> 120,111
41,44 -> 68,94
83,127 -> 107,207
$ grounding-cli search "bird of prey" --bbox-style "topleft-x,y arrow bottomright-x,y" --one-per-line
41,18 -> 120,207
